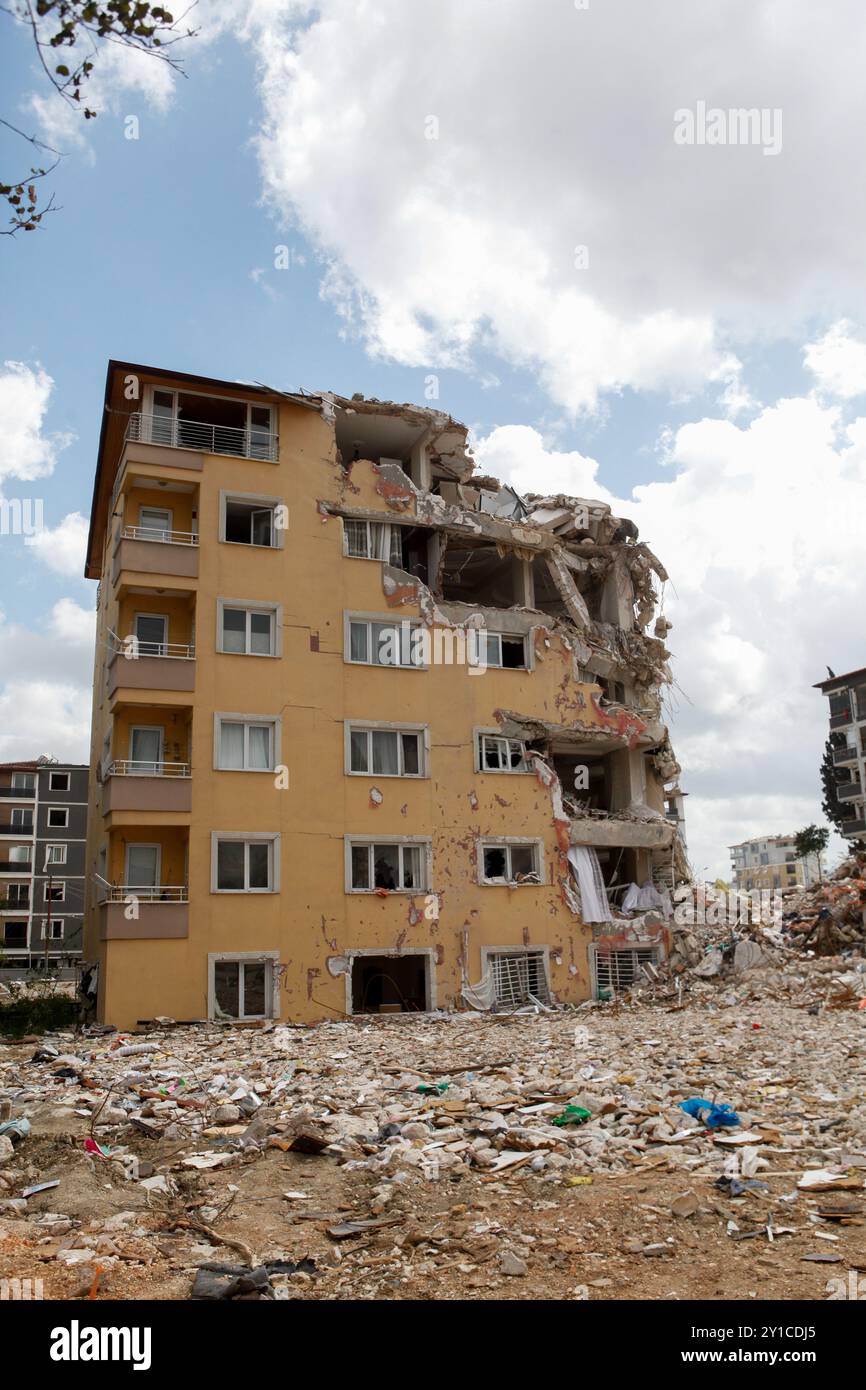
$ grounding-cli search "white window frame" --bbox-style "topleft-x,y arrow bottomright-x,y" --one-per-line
213,714 -> 281,772
44,844 -> 67,866
133,611 -> 170,655
484,631 -> 529,670
208,951 -> 279,1021
49,919 -> 64,941
344,836 -> 432,894
44,881 -> 66,903
219,491 -> 286,549
480,946 -> 551,1006
124,842 -> 161,886
211,832 -> 280,894
47,806 -> 70,829
344,721 -> 428,778
129,725 -> 164,772
475,729 -> 531,774
477,837 -> 544,886
7,883 -> 29,905
145,388 -> 276,460
11,773 -> 35,791
342,517 -> 404,563
216,598 -> 281,657
10,808 -> 33,829
48,772 -> 70,792
138,505 -> 173,539
344,612 -> 428,669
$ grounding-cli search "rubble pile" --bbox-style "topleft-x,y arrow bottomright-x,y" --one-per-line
0,998 -> 864,1299
782,853 -> 866,956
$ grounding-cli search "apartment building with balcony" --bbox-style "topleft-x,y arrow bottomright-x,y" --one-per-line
815,667 -> 866,841
0,758 -> 88,965
728,833 -> 820,892
83,360 -> 688,1028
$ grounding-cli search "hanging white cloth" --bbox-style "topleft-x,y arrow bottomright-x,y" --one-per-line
567,845 -> 612,923
622,880 -> 673,919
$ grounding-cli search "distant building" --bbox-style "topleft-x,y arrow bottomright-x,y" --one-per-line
814,666 -> 866,841
728,833 -> 820,892
0,758 -> 88,966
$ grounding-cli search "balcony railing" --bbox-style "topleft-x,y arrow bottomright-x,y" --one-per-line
837,781 -> 864,802
101,884 -> 189,903
0,824 -> 33,835
120,524 -> 198,547
833,744 -> 858,765
841,817 -> 866,836
0,862 -> 32,873
107,760 -> 191,778
0,786 -> 35,799
126,412 -> 278,463
108,630 -> 195,661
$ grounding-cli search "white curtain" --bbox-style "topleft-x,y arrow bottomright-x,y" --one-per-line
567,845 -> 612,923
371,730 -> 399,775
220,722 -> 244,769
248,725 -> 271,770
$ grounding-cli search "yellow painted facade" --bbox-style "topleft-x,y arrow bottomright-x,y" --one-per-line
84,364 -> 680,1028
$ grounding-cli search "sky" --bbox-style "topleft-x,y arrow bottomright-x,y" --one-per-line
1,0 -> 865,881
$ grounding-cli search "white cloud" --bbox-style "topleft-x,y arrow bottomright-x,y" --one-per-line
804,320 -> 866,400
475,382 -> 866,878
25,511 -> 89,577
0,603 -> 94,761
233,0 -> 866,414
0,362 -> 71,482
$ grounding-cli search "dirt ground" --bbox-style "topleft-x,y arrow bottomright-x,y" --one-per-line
1,995 -> 865,1301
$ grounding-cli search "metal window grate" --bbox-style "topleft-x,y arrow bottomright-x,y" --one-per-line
591,945 -> 660,997
490,950 -> 550,1006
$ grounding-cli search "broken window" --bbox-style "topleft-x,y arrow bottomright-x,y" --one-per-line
440,543 -> 517,606
479,734 -> 528,772
480,841 -> 541,884
220,605 -> 275,655
484,633 -> 527,669
215,838 -> 274,892
217,719 -> 275,771
350,954 -> 428,1014
223,499 -> 276,547
348,619 -> 425,668
489,950 -> 550,1006
213,959 -> 270,1020
348,841 -> 428,892
591,944 -> 661,997
343,519 -> 404,564
348,727 -> 424,777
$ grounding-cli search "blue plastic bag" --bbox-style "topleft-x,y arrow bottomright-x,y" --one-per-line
678,1097 -> 741,1129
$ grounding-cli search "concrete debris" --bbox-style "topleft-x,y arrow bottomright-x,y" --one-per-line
1,987 -> 864,1298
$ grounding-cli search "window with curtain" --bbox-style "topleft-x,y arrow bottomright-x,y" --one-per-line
217,719 -> 275,771
347,726 -> 424,776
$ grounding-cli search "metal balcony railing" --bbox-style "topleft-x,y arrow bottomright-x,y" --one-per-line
0,861 -> 32,873
120,524 -> 198,547
126,412 -> 278,463
107,760 -> 191,778
102,884 -> 189,903
833,744 -> 858,764
0,824 -> 33,835
837,781 -> 864,802
0,786 -> 35,798
108,630 -> 195,661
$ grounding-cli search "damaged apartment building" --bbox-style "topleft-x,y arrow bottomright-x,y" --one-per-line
82,361 -> 689,1029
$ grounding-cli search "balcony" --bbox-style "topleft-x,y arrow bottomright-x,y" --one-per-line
833,743 -> 858,766
829,706 -> 853,730
837,780 -> 864,803
841,816 -> 866,837
0,786 -> 35,799
112,524 -> 199,586
0,861 -> 32,874
98,883 -> 189,940
126,412 -> 278,463
0,824 -> 33,835
102,761 -> 192,815
107,636 -> 195,702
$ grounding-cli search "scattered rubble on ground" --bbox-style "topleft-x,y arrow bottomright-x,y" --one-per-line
1,962 -> 864,1300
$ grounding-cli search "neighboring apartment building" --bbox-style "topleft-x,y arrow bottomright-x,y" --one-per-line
728,834 -> 820,892
0,758 -> 88,965
814,666 -> 866,842
82,360 -> 687,1028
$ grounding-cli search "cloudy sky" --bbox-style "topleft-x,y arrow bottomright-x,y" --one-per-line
1,0 -> 864,878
